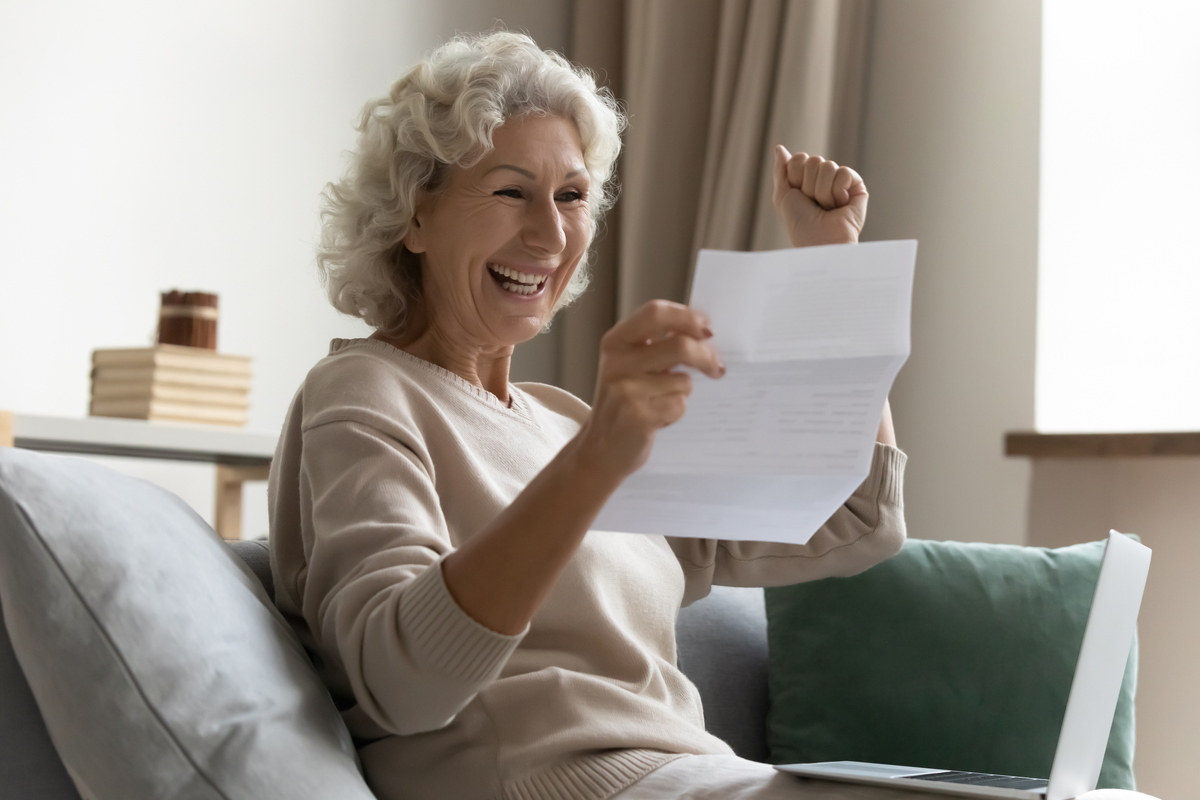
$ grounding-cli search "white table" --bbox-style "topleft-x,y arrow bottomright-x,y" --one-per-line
0,411 -> 276,540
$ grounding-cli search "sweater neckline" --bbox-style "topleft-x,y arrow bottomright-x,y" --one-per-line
329,337 -> 534,421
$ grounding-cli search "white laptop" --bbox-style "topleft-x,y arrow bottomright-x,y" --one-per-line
775,530 -> 1151,800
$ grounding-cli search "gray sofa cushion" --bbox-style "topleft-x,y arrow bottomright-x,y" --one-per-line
0,448 -> 375,800
0,592 -> 82,799
676,585 -> 770,761
229,539 -> 274,604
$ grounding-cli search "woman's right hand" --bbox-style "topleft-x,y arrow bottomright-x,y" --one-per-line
576,300 -> 726,481
443,300 -> 722,636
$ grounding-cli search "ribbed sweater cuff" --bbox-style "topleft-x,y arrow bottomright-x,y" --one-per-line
400,558 -> 525,684
859,442 -> 906,508
506,750 -> 684,800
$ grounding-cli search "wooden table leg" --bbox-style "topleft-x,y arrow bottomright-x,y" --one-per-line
214,464 -> 271,540
0,411 -> 12,448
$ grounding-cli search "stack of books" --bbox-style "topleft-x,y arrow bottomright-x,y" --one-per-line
89,345 -> 252,427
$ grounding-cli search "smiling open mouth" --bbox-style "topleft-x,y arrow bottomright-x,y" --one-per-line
488,263 -> 547,296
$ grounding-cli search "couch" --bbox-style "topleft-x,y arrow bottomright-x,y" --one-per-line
0,537 -> 771,798
0,448 -> 1151,800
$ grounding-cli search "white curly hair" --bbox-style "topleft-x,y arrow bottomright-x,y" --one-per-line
316,31 -> 626,336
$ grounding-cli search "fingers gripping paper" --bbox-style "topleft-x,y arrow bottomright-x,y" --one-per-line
593,241 -> 917,544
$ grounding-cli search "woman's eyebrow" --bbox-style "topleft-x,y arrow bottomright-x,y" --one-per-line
484,164 -> 585,180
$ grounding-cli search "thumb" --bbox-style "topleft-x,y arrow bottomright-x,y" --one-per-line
772,144 -> 792,208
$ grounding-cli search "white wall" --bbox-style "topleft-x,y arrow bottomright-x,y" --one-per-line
1038,0 -> 1200,432
0,0 -> 569,534
1026,458 -> 1199,798
858,0 -> 1041,545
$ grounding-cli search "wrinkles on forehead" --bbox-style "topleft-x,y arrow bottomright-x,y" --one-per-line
484,164 -> 585,181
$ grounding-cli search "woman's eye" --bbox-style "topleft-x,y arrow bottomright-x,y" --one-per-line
557,191 -> 585,203
494,189 -> 523,199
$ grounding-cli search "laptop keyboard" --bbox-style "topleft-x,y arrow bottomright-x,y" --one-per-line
901,771 -> 1050,791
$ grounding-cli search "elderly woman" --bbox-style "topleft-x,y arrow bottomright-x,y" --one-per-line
270,31 -> 907,800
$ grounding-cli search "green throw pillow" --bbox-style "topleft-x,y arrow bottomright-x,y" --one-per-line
765,538 -> 1137,790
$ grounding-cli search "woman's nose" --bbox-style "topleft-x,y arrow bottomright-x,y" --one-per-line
521,195 -> 567,256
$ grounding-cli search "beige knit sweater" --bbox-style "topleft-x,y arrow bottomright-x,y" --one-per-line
268,338 -> 907,800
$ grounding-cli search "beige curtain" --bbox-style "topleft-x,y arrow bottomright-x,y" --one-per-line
560,0 -> 872,400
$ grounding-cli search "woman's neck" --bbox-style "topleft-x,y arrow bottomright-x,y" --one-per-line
371,324 -> 514,406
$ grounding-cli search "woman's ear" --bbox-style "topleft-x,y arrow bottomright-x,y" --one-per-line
404,190 -> 430,254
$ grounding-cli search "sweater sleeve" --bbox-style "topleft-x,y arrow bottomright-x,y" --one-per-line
667,443 -> 907,606
296,418 -> 525,736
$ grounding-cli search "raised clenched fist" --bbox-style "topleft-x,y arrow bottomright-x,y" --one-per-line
772,145 -> 868,248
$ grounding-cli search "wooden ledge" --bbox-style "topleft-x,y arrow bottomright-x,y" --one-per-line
1006,431 -> 1200,458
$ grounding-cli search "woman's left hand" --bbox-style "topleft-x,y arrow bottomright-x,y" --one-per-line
772,146 -> 894,447
772,145 -> 868,248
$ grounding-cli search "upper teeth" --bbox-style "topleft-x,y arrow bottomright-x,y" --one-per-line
489,264 -> 542,285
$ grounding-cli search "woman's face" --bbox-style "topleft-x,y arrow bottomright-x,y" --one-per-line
404,114 -> 592,351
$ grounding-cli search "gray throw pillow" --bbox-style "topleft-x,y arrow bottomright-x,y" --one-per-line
0,447 -> 377,800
